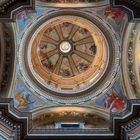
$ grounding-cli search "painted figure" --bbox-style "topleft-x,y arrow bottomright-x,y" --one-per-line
104,9 -> 125,20
60,69 -> 71,77
79,62 -> 89,71
17,10 -> 34,21
63,22 -> 70,27
79,28 -> 88,34
41,59 -> 54,72
103,91 -> 126,112
15,92 -> 33,110
89,44 -> 96,55
39,43 -> 46,49
45,27 -> 52,35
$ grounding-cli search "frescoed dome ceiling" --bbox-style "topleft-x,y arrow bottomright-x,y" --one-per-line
38,22 -> 95,78
18,13 -> 120,103
30,18 -> 108,91
1,1 -> 140,140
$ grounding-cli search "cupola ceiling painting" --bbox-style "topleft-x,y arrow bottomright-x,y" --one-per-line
0,0 -> 140,140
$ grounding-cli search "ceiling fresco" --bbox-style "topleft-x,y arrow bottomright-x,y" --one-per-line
19,12 -> 121,101
12,2 -> 128,106
32,110 -> 109,129
38,22 -> 94,78
95,78 -> 127,113
10,1 -> 128,109
0,0 -> 140,140
35,21 -> 100,90
14,79 -> 46,111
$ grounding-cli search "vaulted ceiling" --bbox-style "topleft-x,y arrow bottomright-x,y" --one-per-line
0,1 -> 140,140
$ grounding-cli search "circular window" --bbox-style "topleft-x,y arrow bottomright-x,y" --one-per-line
59,41 -> 72,54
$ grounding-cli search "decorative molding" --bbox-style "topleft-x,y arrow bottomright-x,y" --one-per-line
0,23 -> 15,97
0,0 -> 34,22
1,98 -> 140,139
0,0 -> 140,21
111,0 -> 140,21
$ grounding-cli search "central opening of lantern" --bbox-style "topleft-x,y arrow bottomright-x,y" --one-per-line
60,41 -> 72,53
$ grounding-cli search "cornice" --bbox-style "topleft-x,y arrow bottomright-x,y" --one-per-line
111,0 -> 140,21
0,0 -> 34,22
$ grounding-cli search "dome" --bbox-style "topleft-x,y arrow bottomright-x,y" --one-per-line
30,16 -> 108,92
19,12 -> 119,103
